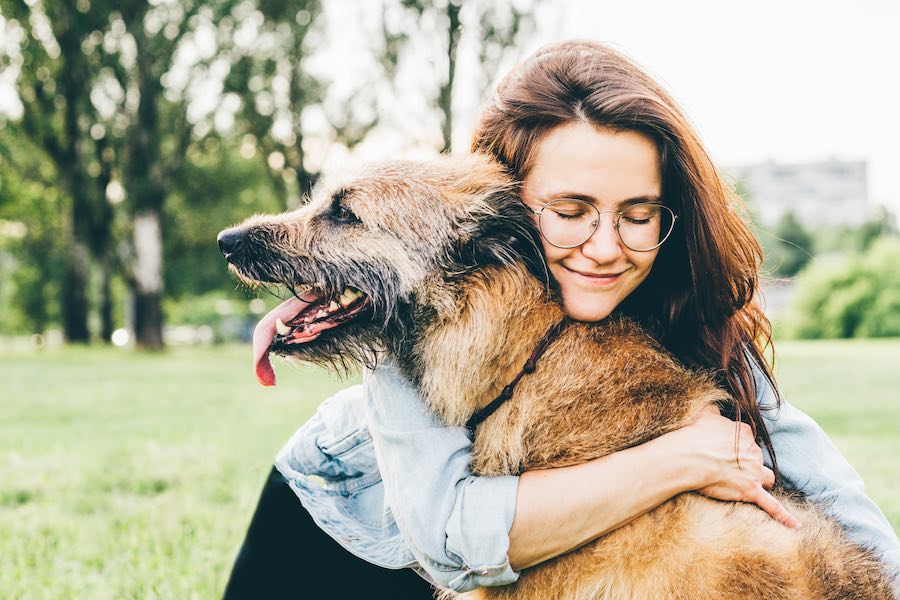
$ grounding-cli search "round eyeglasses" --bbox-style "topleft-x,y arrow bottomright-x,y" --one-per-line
525,199 -> 677,251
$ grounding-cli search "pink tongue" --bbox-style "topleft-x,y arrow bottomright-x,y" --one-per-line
252,296 -> 311,386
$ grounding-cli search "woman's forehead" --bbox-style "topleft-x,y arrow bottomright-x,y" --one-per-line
523,122 -> 662,205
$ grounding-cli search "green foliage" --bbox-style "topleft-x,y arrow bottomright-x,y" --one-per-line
0,128 -> 66,335
165,141 -> 285,299
785,237 -> 900,339
161,290 -> 284,342
164,291 -> 253,325
766,211 -> 814,277
811,209 -> 896,256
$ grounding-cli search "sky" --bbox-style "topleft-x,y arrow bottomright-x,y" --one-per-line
529,0 -> 900,213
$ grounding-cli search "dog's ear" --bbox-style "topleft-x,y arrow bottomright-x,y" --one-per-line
440,154 -> 550,288
453,189 -> 550,289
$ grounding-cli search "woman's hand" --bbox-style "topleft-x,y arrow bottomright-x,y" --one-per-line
665,405 -> 799,528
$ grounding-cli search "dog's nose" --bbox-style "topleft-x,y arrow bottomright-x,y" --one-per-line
217,227 -> 247,261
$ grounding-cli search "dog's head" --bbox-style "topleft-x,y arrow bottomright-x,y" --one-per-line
219,153 -> 546,384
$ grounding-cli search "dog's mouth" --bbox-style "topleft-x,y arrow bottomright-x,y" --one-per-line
252,286 -> 371,386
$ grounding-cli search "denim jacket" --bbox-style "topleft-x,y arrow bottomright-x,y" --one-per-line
274,359 -> 900,593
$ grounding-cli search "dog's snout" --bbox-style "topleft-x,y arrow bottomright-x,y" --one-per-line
217,227 -> 247,262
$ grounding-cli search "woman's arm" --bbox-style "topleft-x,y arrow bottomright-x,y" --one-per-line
507,434 -> 694,569
364,363 -> 519,591
507,404 -> 798,569
365,361 -> 793,588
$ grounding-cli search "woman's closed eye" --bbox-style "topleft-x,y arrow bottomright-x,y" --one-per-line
554,210 -> 589,220
547,201 -> 592,220
620,205 -> 660,225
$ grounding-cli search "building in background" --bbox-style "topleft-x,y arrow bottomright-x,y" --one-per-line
729,159 -> 870,228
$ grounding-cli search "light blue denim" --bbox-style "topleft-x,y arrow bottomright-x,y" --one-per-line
274,358 -> 900,593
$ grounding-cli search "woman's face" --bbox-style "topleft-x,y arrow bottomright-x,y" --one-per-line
522,122 -> 663,322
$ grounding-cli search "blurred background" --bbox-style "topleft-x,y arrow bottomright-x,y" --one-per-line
0,0 -> 897,597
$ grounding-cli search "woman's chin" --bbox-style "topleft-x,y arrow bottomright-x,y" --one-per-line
562,299 -> 614,323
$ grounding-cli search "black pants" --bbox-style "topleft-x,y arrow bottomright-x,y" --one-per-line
223,467 -> 438,599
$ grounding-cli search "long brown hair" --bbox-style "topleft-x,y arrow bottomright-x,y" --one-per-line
471,40 -> 781,475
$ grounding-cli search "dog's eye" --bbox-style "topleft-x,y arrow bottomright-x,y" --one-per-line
333,202 -> 361,225
330,190 -> 362,225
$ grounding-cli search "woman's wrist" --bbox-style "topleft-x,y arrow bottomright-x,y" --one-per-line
508,434 -> 702,570
642,429 -> 712,493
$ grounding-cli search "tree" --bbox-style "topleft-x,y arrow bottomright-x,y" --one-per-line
165,139 -> 285,299
3,0 -> 261,348
390,0 -> 536,153
0,126 -> 67,335
786,237 -> 900,339
225,0 -> 400,202
0,0 -> 116,342
104,1 -> 262,349
770,211 -> 814,277
225,0 -> 538,209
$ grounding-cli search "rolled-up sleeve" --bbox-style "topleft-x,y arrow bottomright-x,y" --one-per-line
364,362 -> 520,592
753,362 -> 900,582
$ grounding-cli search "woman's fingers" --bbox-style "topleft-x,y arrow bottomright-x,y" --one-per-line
747,486 -> 799,529
761,466 -> 776,490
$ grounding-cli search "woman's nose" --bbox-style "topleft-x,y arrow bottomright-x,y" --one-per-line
579,215 -> 623,263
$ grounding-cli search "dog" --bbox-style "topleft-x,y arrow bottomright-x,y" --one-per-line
219,154 -> 896,599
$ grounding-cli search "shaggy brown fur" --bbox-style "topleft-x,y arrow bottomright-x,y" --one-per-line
221,154 -> 896,599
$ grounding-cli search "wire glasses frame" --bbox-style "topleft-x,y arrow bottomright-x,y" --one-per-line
524,199 -> 678,252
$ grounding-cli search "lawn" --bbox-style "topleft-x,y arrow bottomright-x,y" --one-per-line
1,340 -> 898,598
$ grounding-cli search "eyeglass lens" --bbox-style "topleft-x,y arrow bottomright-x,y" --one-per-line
538,200 -> 675,251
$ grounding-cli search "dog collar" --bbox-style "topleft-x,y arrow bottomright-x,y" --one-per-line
465,316 -> 570,437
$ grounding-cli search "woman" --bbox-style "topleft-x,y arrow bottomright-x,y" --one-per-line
223,41 -> 899,598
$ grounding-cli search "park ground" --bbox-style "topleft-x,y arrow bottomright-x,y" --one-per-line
1,340 -> 898,598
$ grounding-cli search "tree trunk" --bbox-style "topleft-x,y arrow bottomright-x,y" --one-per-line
293,131 -> 316,202
94,137 -> 116,344
132,210 -> 164,350
99,253 -> 114,343
61,233 -> 91,343
57,6 -> 92,343
438,2 -> 462,153
127,18 -> 166,351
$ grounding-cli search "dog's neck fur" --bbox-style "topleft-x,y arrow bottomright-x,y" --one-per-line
400,263 -> 564,427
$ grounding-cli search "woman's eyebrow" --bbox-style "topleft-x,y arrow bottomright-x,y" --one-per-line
546,192 -> 663,205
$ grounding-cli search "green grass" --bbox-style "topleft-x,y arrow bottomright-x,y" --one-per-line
0,345 -> 349,599
772,340 -> 900,531
1,340 -> 898,598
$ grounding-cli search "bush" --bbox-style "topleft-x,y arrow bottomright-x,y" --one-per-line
163,291 -> 281,342
764,211 -> 814,277
785,237 -> 900,338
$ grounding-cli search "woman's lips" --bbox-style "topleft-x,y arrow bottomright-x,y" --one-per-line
563,265 -> 626,286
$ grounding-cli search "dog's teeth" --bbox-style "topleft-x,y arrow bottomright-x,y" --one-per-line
328,301 -> 339,312
336,288 -> 363,308
275,318 -> 291,336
